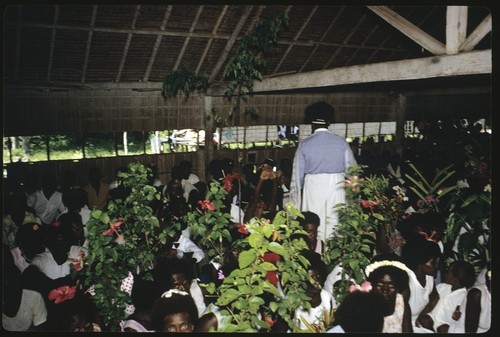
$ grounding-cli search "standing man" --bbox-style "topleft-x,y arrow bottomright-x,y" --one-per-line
289,101 -> 356,242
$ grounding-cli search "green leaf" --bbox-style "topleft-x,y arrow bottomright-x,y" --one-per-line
267,241 -> 286,256
239,250 -> 256,269
248,232 -> 263,248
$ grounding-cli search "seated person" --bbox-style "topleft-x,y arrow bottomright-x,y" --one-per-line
150,289 -> 199,332
328,289 -> 385,332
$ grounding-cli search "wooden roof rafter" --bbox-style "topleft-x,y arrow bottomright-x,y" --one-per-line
368,6 -> 446,55
299,7 -> 345,73
46,5 -> 59,82
173,5 -> 204,71
323,13 -> 368,69
143,5 -> 172,82
208,5 -> 254,82
459,13 -> 492,52
115,5 -> 141,82
273,5 -> 318,75
81,5 -> 98,84
195,5 -> 229,75
345,19 -> 380,66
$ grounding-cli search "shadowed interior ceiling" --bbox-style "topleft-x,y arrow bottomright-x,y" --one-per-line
3,5 -> 492,92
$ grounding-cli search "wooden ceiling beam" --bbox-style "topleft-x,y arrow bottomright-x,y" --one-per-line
368,6 -> 446,55
116,5 -> 141,82
196,5 -> 229,75
324,13 -> 367,69
7,21 -> 412,53
81,5 -> 98,83
46,5 -> 59,82
299,7 -> 344,72
446,6 -> 467,55
252,49 -> 491,93
459,13 -> 492,52
273,6 -> 318,74
143,6 -> 172,82
209,5 -> 253,82
174,5 -> 204,71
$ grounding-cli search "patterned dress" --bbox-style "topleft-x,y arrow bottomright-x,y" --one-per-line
383,293 -> 405,333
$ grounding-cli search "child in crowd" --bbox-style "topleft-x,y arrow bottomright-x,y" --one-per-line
419,260 -> 476,332
27,173 -> 65,226
153,256 -> 208,317
400,236 -> 442,333
294,250 -> 334,331
298,211 -> 325,255
150,289 -> 199,332
244,161 -> 278,223
3,190 -> 41,249
448,264 -> 491,333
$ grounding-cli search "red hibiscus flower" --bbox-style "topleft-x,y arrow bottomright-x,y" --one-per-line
68,250 -> 86,272
262,252 -> 280,286
48,285 -> 77,304
198,199 -> 216,212
102,218 -> 123,236
237,223 -> 249,235
222,172 -> 240,192
263,313 -> 276,327
360,199 -> 379,209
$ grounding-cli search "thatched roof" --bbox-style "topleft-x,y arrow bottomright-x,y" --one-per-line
3,5 -> 492,92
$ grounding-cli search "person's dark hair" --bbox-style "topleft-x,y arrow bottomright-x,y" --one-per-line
367,265 -> 409,292
304,101 -> 335,125
154,256 -> 195,284
221,157 -> 234,174
367,253 -> 410,291
396,211 -> 446,240
15,222 -> 46,261
62,188 -> 87,211
208,159 -> 224,180
150,291 -> 198,331
170,165 -> 184,181
333,291 -> 385,332
400,236 -> 442,270
301,250 -> 327,282
131,272 -> 167,311
298,211 -> 320,228
448,260 -> 477,289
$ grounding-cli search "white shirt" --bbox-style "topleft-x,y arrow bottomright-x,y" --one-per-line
30,245 -> 87,279
295,289 -> 334,330
27,190 -> 65,225
2,289 -> 47,331
175,235 -> 205,263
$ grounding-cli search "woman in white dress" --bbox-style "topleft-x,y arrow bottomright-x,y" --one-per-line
365,258 -> 413,332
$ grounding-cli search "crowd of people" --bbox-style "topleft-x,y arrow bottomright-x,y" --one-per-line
3,102 -> 491,333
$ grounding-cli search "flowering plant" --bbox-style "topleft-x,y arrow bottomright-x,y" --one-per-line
80,162 -> 169,331
202,204 -> 313,332
186,181 -> 233,264
404,162 -> 457,214
325,164 -> 410,303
